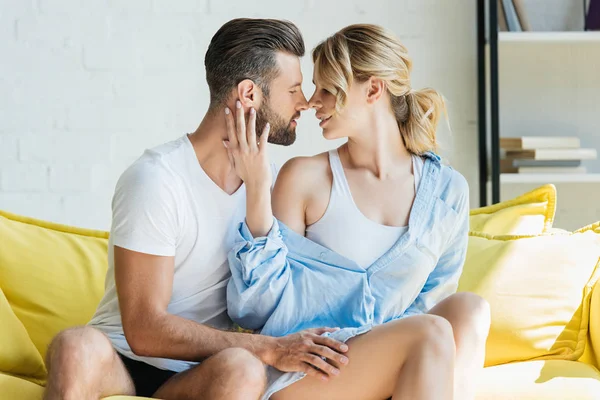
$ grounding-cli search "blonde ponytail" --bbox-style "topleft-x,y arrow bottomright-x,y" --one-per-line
392,88 -> 446,154
312,24 -> 447,155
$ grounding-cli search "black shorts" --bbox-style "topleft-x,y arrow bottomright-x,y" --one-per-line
118,352 -> 178,397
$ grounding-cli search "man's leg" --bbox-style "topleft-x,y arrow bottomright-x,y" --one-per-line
428,292 -> 491,400
44,326 -> 135,400
153,348 -> 267,400
271,314 -> 456,400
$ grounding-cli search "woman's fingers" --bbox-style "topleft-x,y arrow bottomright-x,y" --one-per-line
224,107 -> 238,148
259,121 -> 270,153
247,108 -> 258,151
235,100 -> 248,150
223,141 -> 235,169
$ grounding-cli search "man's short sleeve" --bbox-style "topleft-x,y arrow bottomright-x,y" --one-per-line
110,161 -> 179,257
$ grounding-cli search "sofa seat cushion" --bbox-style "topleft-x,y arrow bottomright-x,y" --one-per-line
0,372 -> 152,400
476,360 -> 600,400
0,372 -> 44,400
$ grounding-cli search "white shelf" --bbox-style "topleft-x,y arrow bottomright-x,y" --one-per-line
499,32 -> 600,43
500,173 -> 600,184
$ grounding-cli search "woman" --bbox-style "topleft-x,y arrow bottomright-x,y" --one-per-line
224,24 -> 490,400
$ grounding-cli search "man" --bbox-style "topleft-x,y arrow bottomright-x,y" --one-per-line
43,18 -> 348,400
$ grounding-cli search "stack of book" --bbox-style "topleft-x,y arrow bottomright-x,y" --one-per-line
500,136 -> 597,174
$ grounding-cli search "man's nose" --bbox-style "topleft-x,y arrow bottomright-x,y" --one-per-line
297,94 -> 309,112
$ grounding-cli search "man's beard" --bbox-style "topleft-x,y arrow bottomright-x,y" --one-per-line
256,100 -> 298,146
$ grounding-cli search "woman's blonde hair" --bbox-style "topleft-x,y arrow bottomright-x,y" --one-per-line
312,24 -> 446,154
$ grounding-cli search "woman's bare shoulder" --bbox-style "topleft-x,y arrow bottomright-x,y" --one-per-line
275,151 -> 331,192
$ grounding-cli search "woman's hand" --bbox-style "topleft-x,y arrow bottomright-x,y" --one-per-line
224,100 -> 272,191
224,100 -> 274,237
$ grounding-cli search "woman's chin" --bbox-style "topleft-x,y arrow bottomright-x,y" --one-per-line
322,128 -> 342,141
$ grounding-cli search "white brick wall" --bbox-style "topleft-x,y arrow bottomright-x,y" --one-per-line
1,0 -> 480,230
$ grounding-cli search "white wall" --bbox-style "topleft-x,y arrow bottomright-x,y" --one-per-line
0,0 -> 479,230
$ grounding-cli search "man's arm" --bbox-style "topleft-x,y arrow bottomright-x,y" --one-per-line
115,246 -> 268,361
116,246 -> 349,380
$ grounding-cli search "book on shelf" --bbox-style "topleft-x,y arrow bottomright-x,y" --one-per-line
502,0 -> 522,32
512,0 -> 531,31
498,0 -> 508,31
500,136 -> 581,150
502,165 -> 587,174
503,148 -> 597,161
502,159 -> 582,168
587,0 -> 600,31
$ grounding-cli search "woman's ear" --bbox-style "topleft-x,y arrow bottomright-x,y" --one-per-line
236,79 -> 261,109
366,77 -> 386,104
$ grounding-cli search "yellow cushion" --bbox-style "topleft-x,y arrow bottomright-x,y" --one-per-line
0,372 -> 150,400
0,210 -> 109,360
458,223 -> 600,367
476,360 -> 600,400
582,267 -> 600,369
469,184 -> 556,235
0,289 -> 46,385
0,372 -> 44,400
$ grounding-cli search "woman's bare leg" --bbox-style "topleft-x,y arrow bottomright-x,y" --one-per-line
428,292 -> 491,400
271,314 -> 455,400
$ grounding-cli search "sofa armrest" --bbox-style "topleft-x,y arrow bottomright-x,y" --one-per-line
588,278 -> 600,369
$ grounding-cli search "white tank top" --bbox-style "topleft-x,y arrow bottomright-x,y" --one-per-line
305,149 -> 423,269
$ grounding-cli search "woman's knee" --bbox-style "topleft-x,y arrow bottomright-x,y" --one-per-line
446,292 -> 491,338
210,348 -> 267,391
412,315 -> 456,359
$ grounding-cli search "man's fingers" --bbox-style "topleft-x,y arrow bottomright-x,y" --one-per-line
224,107 -> 238,148
247,108 -> 257,151
302,354 -> 340,379
300,362 -> 329,382
309,344 -> 348,368
312,334 -> 349,354
235,100 -> 248,149
259,122 -> 270,153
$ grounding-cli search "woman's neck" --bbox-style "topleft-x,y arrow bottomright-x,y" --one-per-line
342,111 -> 412,180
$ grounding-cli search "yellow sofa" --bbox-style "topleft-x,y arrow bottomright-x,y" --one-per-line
1,184 -> 600,400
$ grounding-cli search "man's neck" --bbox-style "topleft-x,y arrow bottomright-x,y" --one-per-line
187,111 -> 243,195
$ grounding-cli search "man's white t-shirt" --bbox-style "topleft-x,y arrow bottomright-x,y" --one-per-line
89,134 -> 268,373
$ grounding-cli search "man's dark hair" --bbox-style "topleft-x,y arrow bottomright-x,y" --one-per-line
205,18 -> 305,108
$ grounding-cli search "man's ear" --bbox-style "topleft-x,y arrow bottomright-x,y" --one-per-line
366,77 -> 386,104
236,79 -> 262,109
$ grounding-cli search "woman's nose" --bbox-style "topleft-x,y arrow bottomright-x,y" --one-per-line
308,93 -> 321,109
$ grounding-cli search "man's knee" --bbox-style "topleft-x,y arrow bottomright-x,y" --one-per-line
211,348 -> 267,391
46,326 -> 114,371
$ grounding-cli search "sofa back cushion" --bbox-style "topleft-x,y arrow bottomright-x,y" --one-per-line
0,210 -> 109,360
469,184 -> 556,236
